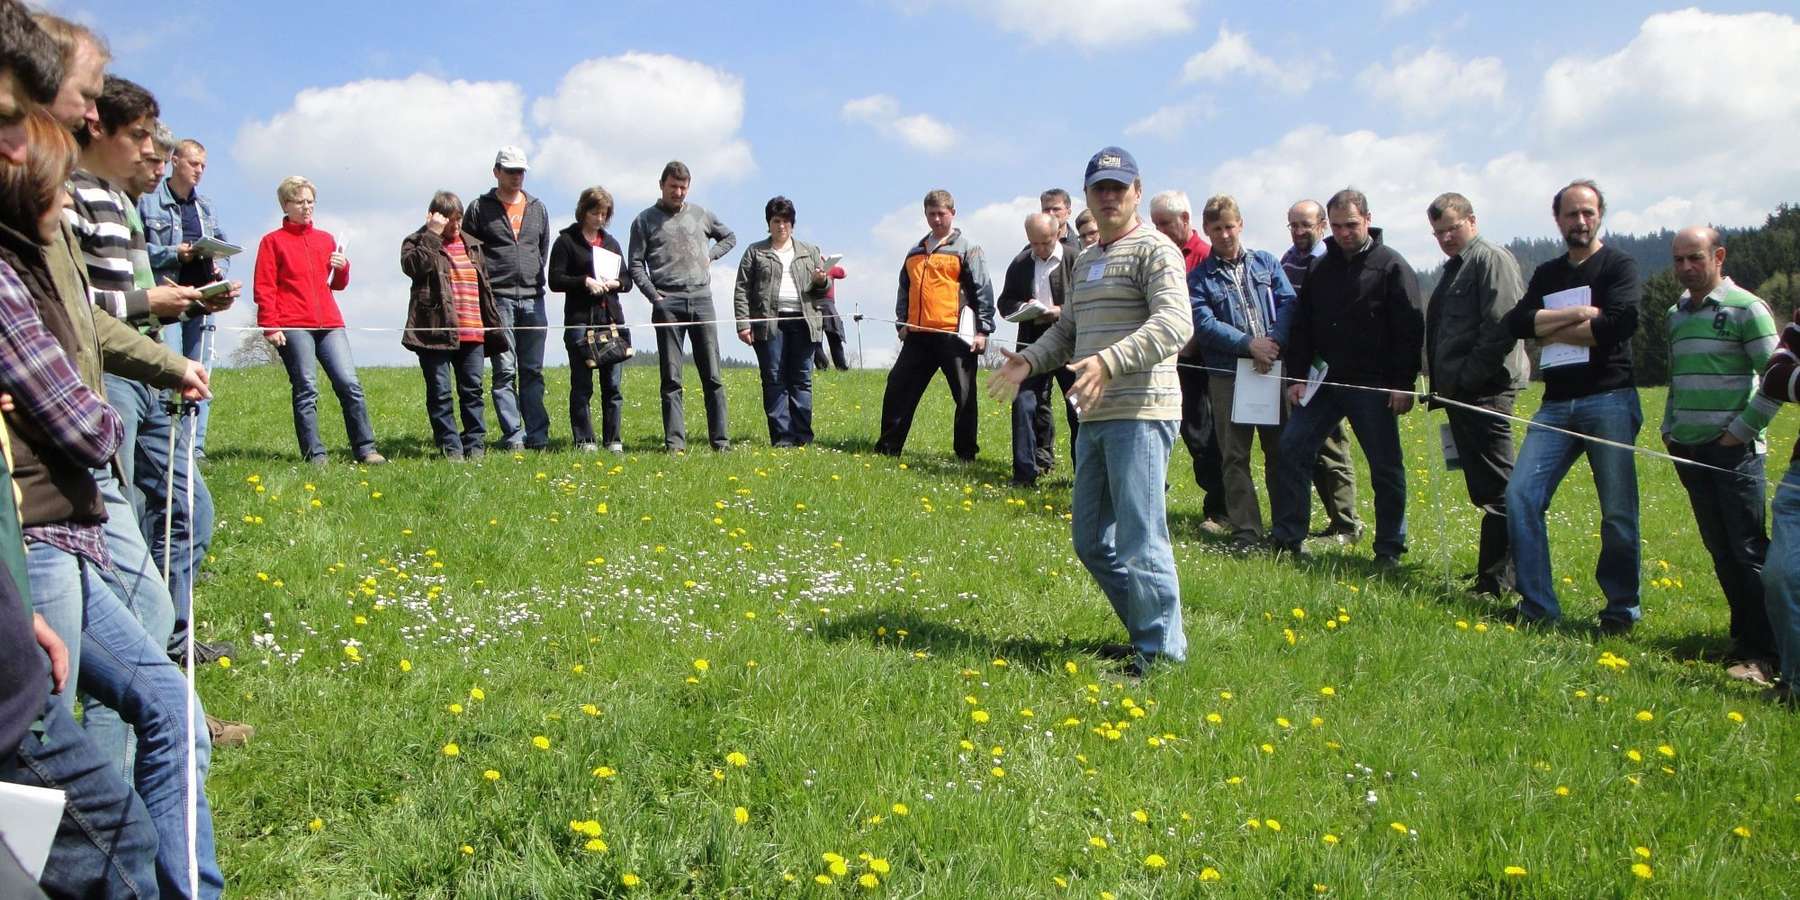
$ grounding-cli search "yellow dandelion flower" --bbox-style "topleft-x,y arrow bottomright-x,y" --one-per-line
398,659 -> 412,672
1199,867 -> 1221,882
621,873 -> 640,888
733,806 -> 749,825
1390,822 -> 1408,834
857,873 -> 879,889
469,687 -> 485,701
441,743 -> 460,757
582,704 -> 601,717
1322,834 -> 1339,845
1626,749 -> 1643,762
1089,836 -> 1108,849
990,766 -> 1005,778
1206,712 -> 1223,724
592,766 -> 616,778
532,735 -> 550,751
1728,710 -> 1745,723
1555,786 -> 1570,797
972,710 -> 990,723
448,703 -> 464,715
583,838 -> 607,853
1265,819 -> 1281,831
483,769 -> 500,782
725,751 -> 749,767
1732,825 -> 1751,838
891,803 -> 910,816
870,858 -> 891,875
1632,863 -> 1653,879
1320,686 -> 1336,697
459,844 -> 474,855
217,657 -> 232,670
1310,716 -> 1324,728
1504,865 -> 1527,877
1144,853 -> 1167,869
1260,743 -> 1275,754
307,817 -> 323,832
1656,744 -> 1675,758
1634,846 -> 1652,859
1635,710 -> 1654,722
1065,661 -> 1079,675
1132,809 -> 1149,824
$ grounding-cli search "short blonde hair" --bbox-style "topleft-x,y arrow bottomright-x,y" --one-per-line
276,175 -> 315,206
1201,194 -> 1240,226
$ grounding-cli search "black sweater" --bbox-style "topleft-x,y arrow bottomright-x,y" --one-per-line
1282,228 -> 1424,390
1502,245 -> 1639,401
547,223 -> 631,329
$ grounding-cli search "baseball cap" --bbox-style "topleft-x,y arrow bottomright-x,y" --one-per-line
1083,146 -> 1139,189
494,146 -> 530,171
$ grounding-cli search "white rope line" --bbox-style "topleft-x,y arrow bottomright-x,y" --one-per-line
201,307 -> 1777,484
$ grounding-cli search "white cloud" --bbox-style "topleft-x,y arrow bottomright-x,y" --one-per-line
901,0 -> 1198,49
1125,100 -> 1211,139
841,95 -> 958,154
1180,26 -> 1312,94
229,56 -> 759,365
532,53 -> 755,205
1385,0 -> 1428,16
233,74 -> 532,210
1358,48 -> 1506,119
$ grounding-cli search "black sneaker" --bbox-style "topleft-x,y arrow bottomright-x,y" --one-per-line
172,639 -> 237,666
1095,643 -> 1135,661
1495,605 -> 1554,629
1373,553 -> 1402,571
1596,617 -> 1635,637
1313,523 -> 1364,544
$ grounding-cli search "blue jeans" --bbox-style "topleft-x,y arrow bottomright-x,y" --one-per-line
418,344 -> 486,455
1269,384 -> 1409,558
121,396 -> 212,651
275,328 -> 376,461
25,542 -> 223,898
1505,387 -> 1642,623
6,694 -> 158,900
752,318 -> 815,445
1763,466 -> 1800,685
491,294 -> 549,449
162,317 -> 211,452
1070,419 -> 1186,663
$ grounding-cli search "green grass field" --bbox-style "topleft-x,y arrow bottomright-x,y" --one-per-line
193,362 -> 1800,898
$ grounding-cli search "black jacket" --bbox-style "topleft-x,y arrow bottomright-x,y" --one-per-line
463,189 -> 549,297
996,243 -> 1075,346
1283,227 -> 1424,390
547,222 -> 631,333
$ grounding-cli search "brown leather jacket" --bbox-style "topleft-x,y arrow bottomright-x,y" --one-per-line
400,226 -> 511,356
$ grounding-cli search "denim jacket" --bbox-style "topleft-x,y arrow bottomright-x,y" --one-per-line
138,179 -> 227,283
1187,248 -> 1296,373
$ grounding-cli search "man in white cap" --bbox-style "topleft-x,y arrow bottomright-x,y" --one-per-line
464,145 -> 551,452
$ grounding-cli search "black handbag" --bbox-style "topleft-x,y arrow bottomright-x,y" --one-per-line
577,325 -> 632,369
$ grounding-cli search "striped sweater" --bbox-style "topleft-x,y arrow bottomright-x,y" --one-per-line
1020,221 -> 1192,422
65,170 -> 186,337
1663,277 -> 1778,446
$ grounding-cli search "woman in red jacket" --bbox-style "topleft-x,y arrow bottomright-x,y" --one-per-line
252,176 -> 384,464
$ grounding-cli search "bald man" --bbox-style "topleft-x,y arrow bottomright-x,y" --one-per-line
996,212 -> 1077,486
1663,226 -> 1780,683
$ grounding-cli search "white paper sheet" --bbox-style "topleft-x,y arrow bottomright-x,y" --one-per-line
1003,300 -> 1052,323
0,781 -> 66,880
190,236 -> 242,259
591,247 -> 623,283
956,306 -> 976,348
1538,285 -> 1591,369
1231,357 -> 1281,425
1299,358 -> 1328,407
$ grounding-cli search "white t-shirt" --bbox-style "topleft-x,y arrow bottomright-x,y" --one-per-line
774,243 -> 801,313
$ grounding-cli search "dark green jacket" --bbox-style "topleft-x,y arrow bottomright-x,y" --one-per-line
733,237 -> 830,342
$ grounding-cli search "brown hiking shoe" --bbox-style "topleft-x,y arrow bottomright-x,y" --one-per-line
1725,658 -> 1777,688
356,452 -> 388,465
208,715 -> 255,748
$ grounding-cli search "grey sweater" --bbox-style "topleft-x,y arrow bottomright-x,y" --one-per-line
628,202 -> 736,309
463,189 -> 549,298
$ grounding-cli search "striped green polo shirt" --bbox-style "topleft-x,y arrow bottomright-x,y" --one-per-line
1663,278 -> 1779,446
1019,221 -> 1193,422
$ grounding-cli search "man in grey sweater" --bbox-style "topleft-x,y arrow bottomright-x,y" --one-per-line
629,160 -> 736,451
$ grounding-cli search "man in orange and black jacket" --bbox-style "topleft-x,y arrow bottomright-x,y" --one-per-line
875,188 -> 995,460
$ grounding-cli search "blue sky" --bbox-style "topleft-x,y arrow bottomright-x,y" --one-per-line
55,0 -> 1800,366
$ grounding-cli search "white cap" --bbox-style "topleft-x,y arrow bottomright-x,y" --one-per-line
494,146 -> 529,171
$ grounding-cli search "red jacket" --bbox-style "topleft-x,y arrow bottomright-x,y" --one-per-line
253,218 -> 350,329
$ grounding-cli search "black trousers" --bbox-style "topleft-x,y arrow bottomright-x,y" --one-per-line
1177,356 -> 1227,519
1444,393 -> 1518,593
1670,438 -> 1776,660
875,332 -> 979,460
813,332 -> 850,371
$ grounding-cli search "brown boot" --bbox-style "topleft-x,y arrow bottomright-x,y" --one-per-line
207,715 -> 255,748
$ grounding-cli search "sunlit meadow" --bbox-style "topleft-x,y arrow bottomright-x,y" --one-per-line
194,361 -> 1800,898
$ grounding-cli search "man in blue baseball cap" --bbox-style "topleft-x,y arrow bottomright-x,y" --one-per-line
990,146 -> 1194,677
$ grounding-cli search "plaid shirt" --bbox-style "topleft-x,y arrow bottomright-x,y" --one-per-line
0,257 -> 121,566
